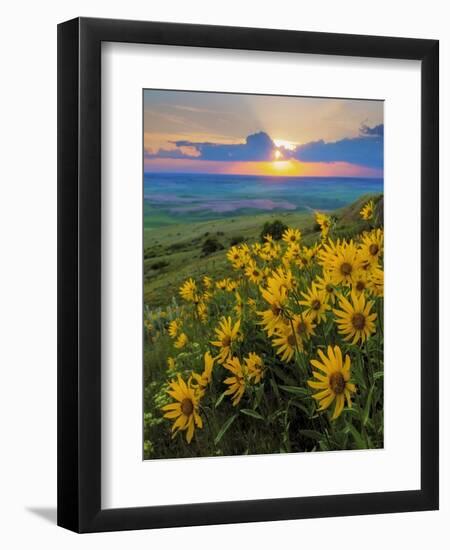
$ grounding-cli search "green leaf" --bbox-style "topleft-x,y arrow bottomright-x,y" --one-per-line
373,371 -> 384,381
215,391 -> 227,409
269,409 -> 285,421
279,385 -> 309,397
347,423 -> 367,450
254,383 -> 265,409
290,401 -> 311,416
214,414 -> 238,445
363,386 -> 375,426
299,429 -> 324,441
272,366 -> 297,386
342,407 -> 360,419
240,409 -> 265,421
269,378 -> 280,400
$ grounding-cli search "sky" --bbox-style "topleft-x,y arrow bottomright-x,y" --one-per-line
144,90 -> 384,178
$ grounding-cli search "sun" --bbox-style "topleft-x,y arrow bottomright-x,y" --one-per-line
274,149 -> 282,160
273,138 -> 297,151
270,160 -> 296,174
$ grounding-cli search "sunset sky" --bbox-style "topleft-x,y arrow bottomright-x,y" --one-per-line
144,90 -> 384,178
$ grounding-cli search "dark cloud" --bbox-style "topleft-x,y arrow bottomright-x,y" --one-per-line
172,131 -> 275,161
146,125 -> 384,169
360,123 -> 384,137
292,124 -> 383,168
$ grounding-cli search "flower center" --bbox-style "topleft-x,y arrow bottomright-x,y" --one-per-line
326,284 -> 334,294
222,336 -> 231,347
287,333 -> 297,347
356,281 -> 365,291
311,299 -> 321,310
253,270 -> 260,277
369,244 -> 379,256
296,321 -> 306,335
271,304 -> 282,316
180,398 -> 194,416
352,313 -> 366,330
329,372 -> 345,395
340,262 -> 352,275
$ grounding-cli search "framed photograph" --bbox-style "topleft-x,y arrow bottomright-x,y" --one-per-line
57,17 -> 439,533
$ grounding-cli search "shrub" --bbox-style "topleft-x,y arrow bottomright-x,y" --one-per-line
201,237 -> 224,256
230,235 -> 245,246
260,219 -> 288,241
150,260 -> 169,270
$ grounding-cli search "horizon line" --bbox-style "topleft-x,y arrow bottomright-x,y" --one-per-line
143,171 -> 384,180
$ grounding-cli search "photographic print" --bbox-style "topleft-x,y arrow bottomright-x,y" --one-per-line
143,90 -> 384,460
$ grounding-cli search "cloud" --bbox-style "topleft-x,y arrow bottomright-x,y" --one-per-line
145,125 -> 384,169
144,148 -> 192,160
146,132 -> 275,161
292,124 -> 384,168
174,131 -> 275,161
360,123 -> 384,137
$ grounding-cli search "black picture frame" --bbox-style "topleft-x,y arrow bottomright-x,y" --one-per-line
57,17 -> 439,533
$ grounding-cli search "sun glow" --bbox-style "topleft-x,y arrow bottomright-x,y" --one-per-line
273,138 -> 297,151
272,160 -> 293,171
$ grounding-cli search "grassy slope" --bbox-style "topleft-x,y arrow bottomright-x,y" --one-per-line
144,194 -> 383,309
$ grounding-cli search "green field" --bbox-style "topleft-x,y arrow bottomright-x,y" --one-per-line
144,194 -> 382,309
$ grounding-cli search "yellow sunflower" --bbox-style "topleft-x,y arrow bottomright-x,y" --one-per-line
234,292 -> 243,318
271,266 -> 296,292
167,356 -> 176,370
272,326 -> 299,362
244,352 -> 265,383
360,200 -> 374,221
202,276 -> 213,289
315,211 -> 331,239
223,356 -> 246,406
144,319 -> 153,335
174,332 -> 188,349
351,269 -> 370,296
161,376 -> 203,443
226,279 -> 239,293
299,283 -> 330,323
245,260 -> 264,284
168,319 -> 180,338
210,316 -> 241,364
333,290 -> 377,344
179,278 -> 198,302
196,301 -> 208,323
216,278 -> 230,291
227,246 -> 242,267
292,312 -> 316,342
282,227 -> 302,245
320,240 -> 362,286
359,228 -> 384,265
369,264 -> 384,297
308,345 -> 356,420
315,273 -> 338,304
308,242 -> 321,262
283,242 -> 302,265
191,351 -> 215,395
261,235 -> 281,261
258,277 -> 289,336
